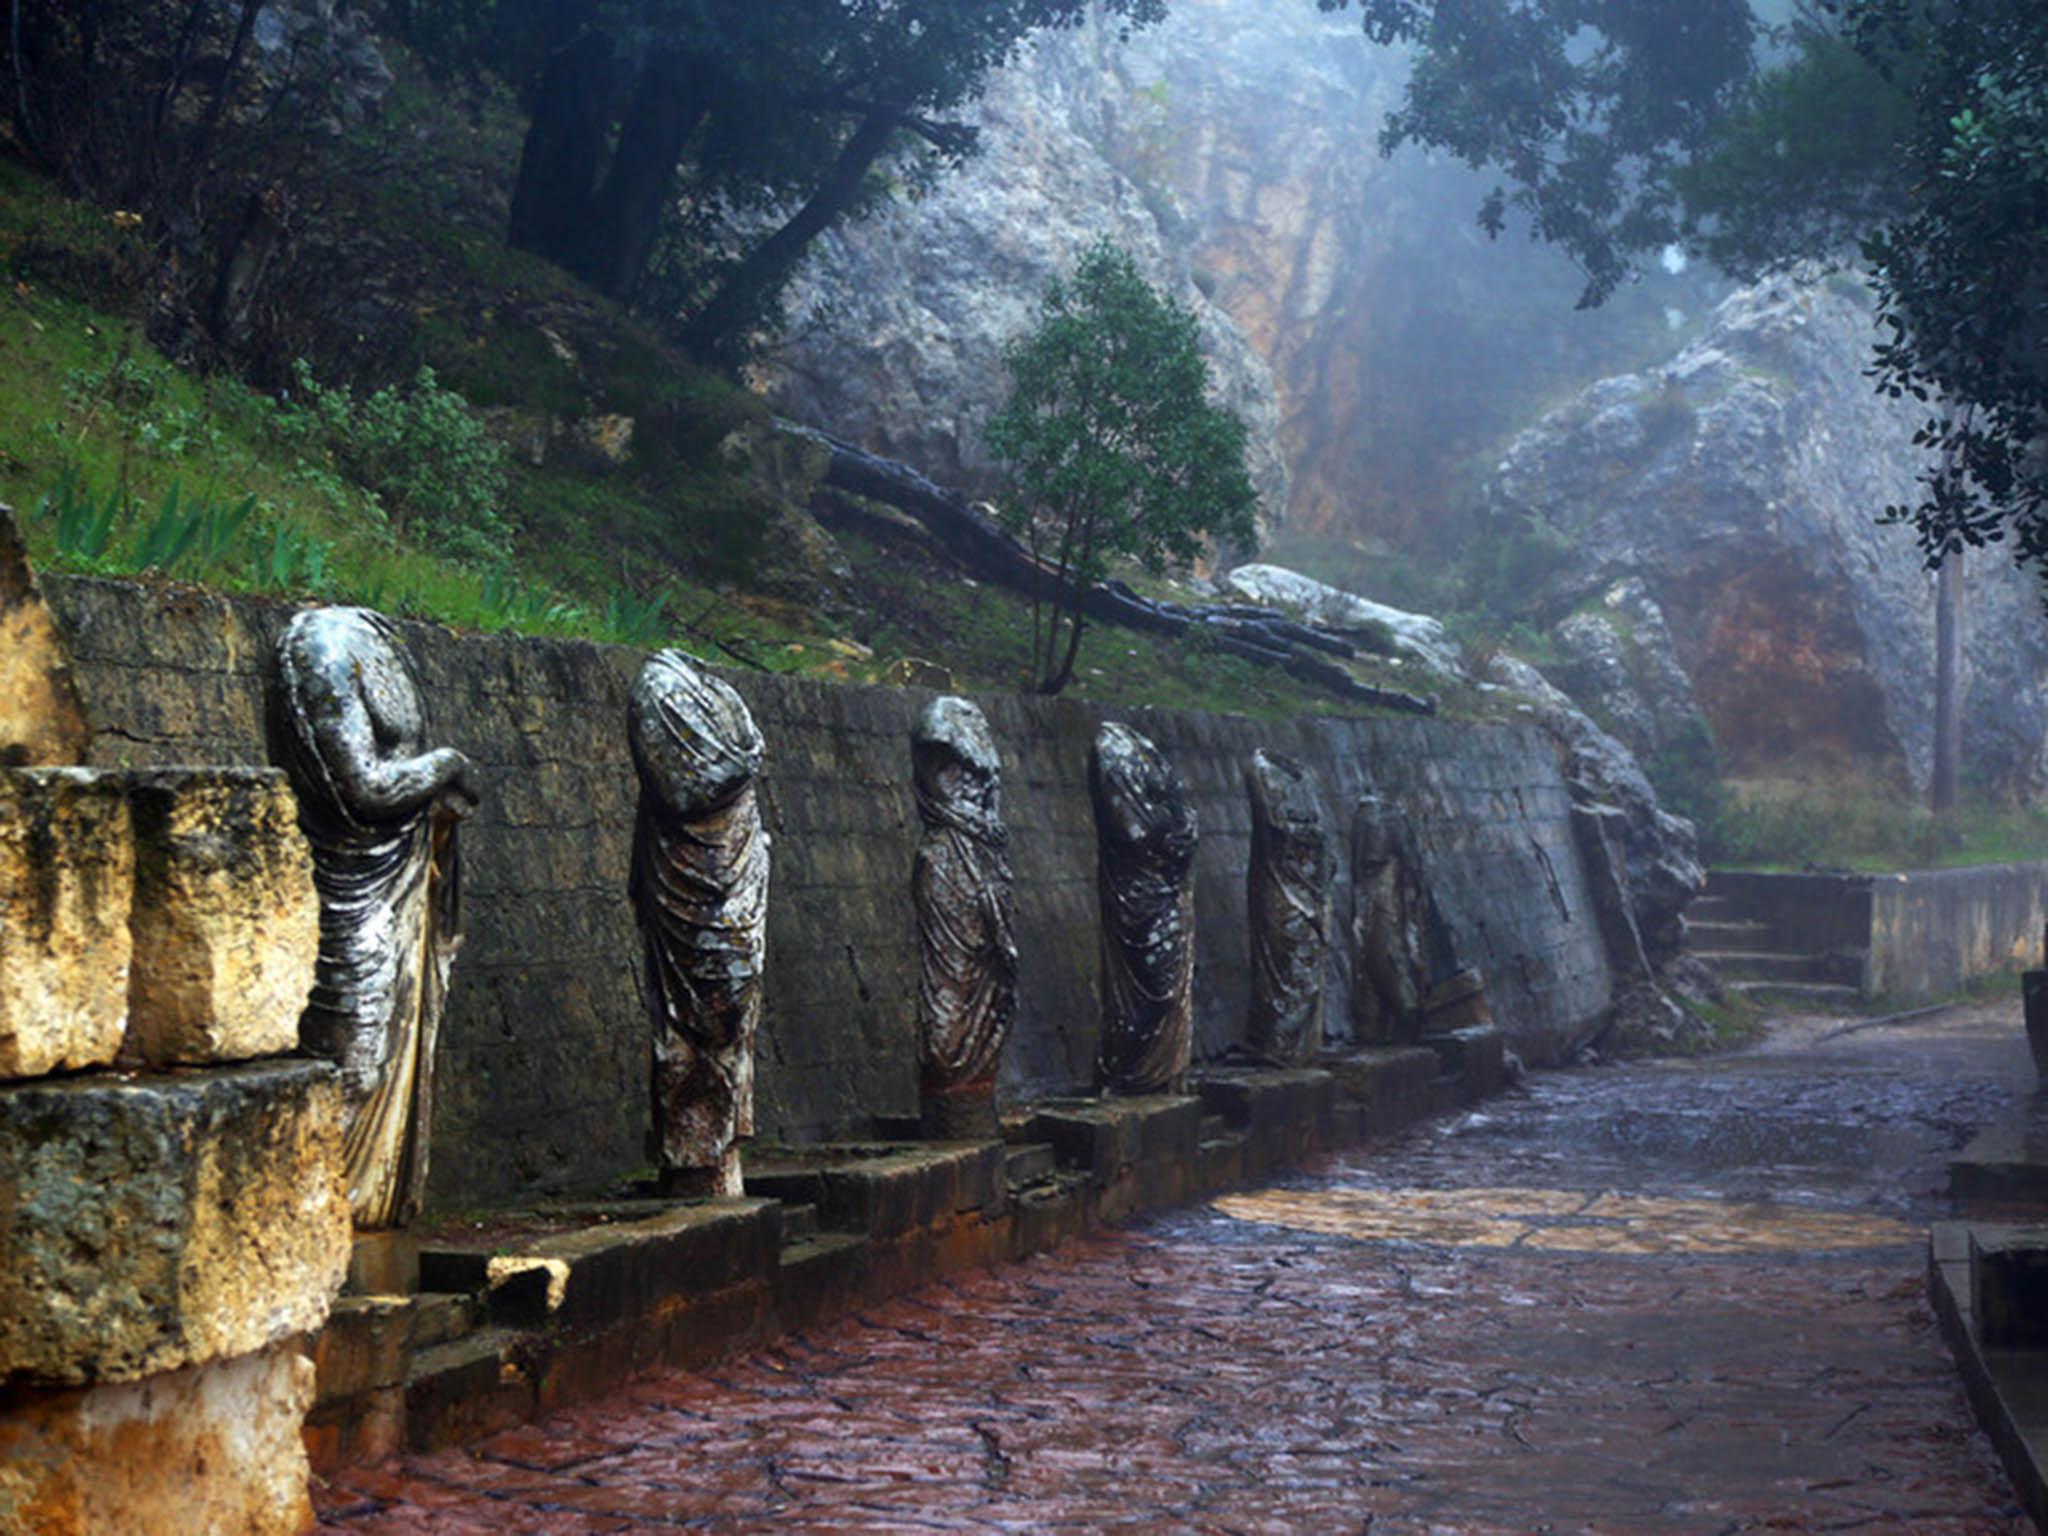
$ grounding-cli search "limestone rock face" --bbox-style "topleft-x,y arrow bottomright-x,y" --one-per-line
0,1342 -> 316,1536
123,769 -> 319,1067
0,1060 -> 350,1386
1489,274 -> 2048,797
1487,656 -> 1705,961
0,769 -> 133,1081
763,2 -> 1699,545
0,506 -> 91,767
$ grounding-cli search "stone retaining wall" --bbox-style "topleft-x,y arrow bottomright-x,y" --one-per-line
47,577 -> 1614,1209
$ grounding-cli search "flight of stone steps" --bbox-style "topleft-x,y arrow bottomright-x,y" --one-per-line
1691,879 -> 1865,1011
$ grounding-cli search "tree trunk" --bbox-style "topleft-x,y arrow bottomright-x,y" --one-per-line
1932,548 -> 1964,820
506,16 -> 616,269
183,0 -> 266,191
575,48 -> 705,300
679,108 -> 899,358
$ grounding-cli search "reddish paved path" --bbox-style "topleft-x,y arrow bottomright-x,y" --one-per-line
318,1006 -> 2032,1533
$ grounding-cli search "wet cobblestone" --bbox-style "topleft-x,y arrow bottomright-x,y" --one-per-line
318,1007 -> 2033,1532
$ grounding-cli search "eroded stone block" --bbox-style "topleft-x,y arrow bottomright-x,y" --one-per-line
0,1342 -> 316,1536
0,768 -> 133,1080
123,768 -> 318,1066
0,504 -> 92,768
0,1060 -> 350,1385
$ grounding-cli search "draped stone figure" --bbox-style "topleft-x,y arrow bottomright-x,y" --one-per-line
1091,722 -> 1198,1096
1349,794 -> 1427,1045
274,607 -> 477,1230
1246,750 -> 1334,1065
628,650 -> 770,1198
912,697 -> 1018,1140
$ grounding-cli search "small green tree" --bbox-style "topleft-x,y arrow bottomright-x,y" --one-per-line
987,242 -> 1259,695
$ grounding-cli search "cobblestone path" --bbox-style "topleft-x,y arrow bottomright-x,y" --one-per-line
317,1005 -> 2033,1533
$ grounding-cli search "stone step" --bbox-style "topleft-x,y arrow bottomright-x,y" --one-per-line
1696,949 -> 1843,984
1728,979 -> 1863,1009
405,1327 -> 535,1452
406,1292 -> 477,1352
1198,1114 -> 1231,1143
1003,1143 -> 1056,1191
1690,894 -> 1741,918
779,1203 -> 819,1244
1689,918 -> 1777,945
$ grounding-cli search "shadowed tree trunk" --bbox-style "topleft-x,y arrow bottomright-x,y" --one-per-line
576,48 -> 706,300
506,16 -> 615,271
679,108 -> 899,358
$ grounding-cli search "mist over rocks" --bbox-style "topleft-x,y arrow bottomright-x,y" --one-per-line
1488,274 -> 2048,799
762,0 -> 1694,546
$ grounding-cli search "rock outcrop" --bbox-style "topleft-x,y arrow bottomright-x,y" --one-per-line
1488,274 -> 2048,799
764,0 -> 1700,545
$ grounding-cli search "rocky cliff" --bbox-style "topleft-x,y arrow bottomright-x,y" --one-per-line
1487,274 -> 2048,799
763,0 -> 1700,547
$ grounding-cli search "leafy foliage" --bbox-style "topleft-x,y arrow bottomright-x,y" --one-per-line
275,361 -> 511,562
988,242 -> 1260,694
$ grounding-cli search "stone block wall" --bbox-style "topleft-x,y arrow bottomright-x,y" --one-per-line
1867,864 -> 2048,1003
47,577 -> 1614,1210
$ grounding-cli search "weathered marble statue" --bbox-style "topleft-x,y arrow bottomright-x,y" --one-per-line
1246,750 -> 1334,1064
274,607 -> 477,1229
1091,722 -> 1198,1095
628,650 -> 770,1198
912,696 -> 1018,1140
1349,794 -> 1428,1045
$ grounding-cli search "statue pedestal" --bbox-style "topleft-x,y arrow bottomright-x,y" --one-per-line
660,1148 -> 744,1200
920,1088 -> 998,1142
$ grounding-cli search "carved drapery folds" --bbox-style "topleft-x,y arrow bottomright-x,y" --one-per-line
1246,750 -> 1334,1064
1091,722 -> 1198,1096
1349,793 -> 1427,1046
274,607 -> 475,1230
628,650 -> 770,1198
912,697 -> 1018,1139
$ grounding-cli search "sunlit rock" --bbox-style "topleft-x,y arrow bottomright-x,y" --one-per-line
912,697 -> 1018,1140
274,607 -> 476,1230
0,1060 -> 350,1385
1220,563 -> 1462,675
0,505 -> 91,768
1245,750 -> 1333,1064
0,769 -> 132,1081
629,650 -> 770,1197
1091,723 -> 1197,1095
0,1342 -> 318,1536
123,769 -> 318,1067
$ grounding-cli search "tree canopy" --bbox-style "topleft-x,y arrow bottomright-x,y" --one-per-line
1322,0 -> 2048,581
988,242 -> 1259,696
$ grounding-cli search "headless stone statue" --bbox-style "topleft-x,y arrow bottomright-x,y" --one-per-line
1091,722 -> 1198,1096
1349,794 -> 1427,1045
1246,750 -> 1334,1065
274,607 -> 476,1230
913,697 -> 1018,1140
628,650 -> 769,1198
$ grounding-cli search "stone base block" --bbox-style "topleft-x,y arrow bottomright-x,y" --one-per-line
122,769 -> 317,1067
0,768 -> 132,1081
1322,1047 -> 1441,1136
0,1342 -> 315,1536
1424,1025 -> 1508,1102
0,1060 -> 350,1384
922,1088 -> 999,1142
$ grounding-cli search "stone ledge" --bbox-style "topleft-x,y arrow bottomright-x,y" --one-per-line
0,1059 -> 350,1385
1930,1223 -> 2048,1533
0,768 -> 133,1081
745,1142 -> 1005,1237
122,768 -> 317,1067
